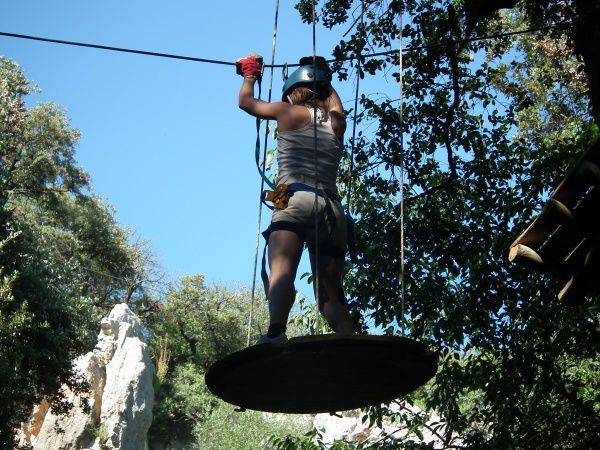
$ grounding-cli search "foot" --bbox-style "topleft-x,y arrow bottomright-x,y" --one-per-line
255,333 -> 289,346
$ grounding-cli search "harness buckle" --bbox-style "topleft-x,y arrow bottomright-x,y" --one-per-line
262,183 -> 290,210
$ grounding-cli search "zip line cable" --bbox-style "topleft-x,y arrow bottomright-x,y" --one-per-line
0,21 -> 572,68
0,31 -> 237,65
247,0 -> 281,347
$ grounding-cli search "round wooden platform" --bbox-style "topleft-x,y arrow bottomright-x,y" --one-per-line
205,334 -> 438,414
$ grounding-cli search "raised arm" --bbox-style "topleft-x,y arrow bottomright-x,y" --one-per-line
327,86 -> 347,140
327,86 -> 345,117
238,77 -> 289,120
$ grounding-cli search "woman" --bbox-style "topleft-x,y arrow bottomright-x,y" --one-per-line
237,54 -> 355,345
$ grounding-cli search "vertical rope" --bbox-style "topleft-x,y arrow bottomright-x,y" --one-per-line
247,0 -> 280,346
398,4 -> 406,336
347,1 -> 365,213
311,0 -> 321,331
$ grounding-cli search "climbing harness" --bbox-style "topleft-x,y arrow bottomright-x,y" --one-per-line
259,181 -> 343,298
261,183 -> 291,210
261,182 -> 341,211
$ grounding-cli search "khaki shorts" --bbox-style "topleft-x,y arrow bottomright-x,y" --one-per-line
269,190 -> 347,258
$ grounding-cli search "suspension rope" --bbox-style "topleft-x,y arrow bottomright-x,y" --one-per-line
398,5 -> 406,336
311,0 -> 321,330
347,1 -> 366,213
246,0 -> 280,346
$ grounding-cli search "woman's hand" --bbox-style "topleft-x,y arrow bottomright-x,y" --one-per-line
236,54 -> 263,80
237,56 -> 290,120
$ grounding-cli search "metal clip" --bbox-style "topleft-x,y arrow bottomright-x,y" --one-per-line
282,62 -> 289,81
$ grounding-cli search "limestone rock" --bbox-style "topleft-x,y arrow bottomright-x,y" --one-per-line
18,303 -> 155,450
100,304 -> 155,450
18,399 -> 50,446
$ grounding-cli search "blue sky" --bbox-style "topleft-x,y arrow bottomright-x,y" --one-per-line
1,1 -> 397,299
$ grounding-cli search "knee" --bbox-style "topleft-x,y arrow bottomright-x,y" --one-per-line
269,271 -> 296,295
269,269 -> 294,284
269,258 -> 297,281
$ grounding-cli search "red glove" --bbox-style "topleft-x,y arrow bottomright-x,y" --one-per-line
236,54 -> 263,80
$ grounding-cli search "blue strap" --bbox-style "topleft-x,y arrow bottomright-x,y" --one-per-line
254,81 -> 276,190
287,183 -> 341,202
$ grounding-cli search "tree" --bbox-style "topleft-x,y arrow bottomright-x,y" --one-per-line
147,276 -> 307,448
285,1 -> 599,447
464,0 -> 600,125
0,57 -> 153,448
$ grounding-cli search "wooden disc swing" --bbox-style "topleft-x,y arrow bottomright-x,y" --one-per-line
205,334 -> 437,414
206,0 -> 437,414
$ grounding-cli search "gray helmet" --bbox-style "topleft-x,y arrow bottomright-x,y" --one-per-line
282,65 -> 331,101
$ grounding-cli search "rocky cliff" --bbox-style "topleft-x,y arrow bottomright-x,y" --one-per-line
19,303 -> 155,450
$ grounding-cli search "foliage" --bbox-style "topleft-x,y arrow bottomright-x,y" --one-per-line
147,276 -> 306,448
147,277 -> 310,448
0,57 -> 153,449
269,429 -> 333,450
196,401 -> 308,450
151,362 -> 217,443
279,1 -> 600,448
288,292 -> 332,335
147,275 -> 266,370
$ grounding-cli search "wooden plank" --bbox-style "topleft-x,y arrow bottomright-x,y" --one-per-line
509,244 -> 564,276
571,186 -> 600,234
536,186 -> 600,267
509,243 -> 543,265
509,140 -> 600,252
507,140 -> 600,306
559,276 -> 583,306
558,237 -> 600,305
553,160 -> 600,206
538,225 -> 586,267
544,198 -> 574,222
509,203 -> 564,250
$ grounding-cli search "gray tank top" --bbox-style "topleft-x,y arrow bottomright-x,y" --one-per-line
277,107 -> 343,194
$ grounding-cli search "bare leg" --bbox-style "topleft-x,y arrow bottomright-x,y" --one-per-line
310,253 -> 355,334
268,230 -> 304,326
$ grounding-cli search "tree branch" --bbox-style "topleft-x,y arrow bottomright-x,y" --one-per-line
177,320 -> 198,358
443,46 -> 461,179
534,355 -> 600,425
464,0 -> 519,26
405,175 -> 459,204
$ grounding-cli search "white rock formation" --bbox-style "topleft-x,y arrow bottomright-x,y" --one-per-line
19,303 -> 155,450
